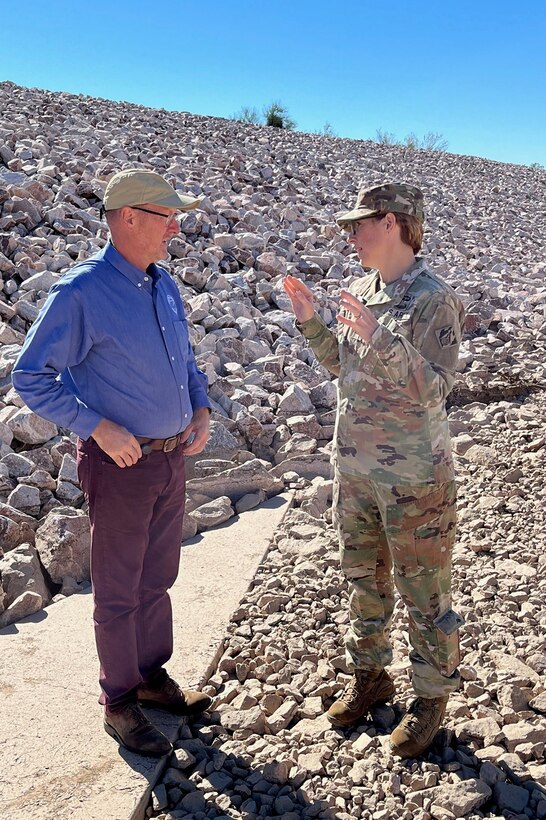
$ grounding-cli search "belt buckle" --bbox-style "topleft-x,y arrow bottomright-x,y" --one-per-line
163,435 -> 179,453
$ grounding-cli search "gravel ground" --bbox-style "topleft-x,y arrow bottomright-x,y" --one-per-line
148,392 -> 546,819
1,81 -> 545,819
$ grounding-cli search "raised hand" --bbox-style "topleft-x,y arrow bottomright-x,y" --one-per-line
283,275 -> 315,323
338,290 -> 379,343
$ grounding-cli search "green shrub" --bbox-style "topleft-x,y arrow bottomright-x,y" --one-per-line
230,101 -> 297,130
263,101 -> 296,130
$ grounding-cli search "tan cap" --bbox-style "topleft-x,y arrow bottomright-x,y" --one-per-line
103,169 -> 200,212
336,182 -> 424,227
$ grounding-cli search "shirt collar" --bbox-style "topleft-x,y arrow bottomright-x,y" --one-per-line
103,242 -> 163,292
365,257 -> 427,306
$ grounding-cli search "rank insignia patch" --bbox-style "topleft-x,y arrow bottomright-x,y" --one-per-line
436,326 -> 457,348
398,293 -> 416,309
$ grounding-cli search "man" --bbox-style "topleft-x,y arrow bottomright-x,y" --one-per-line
13,169 -> 213,757
283,183 -> 465,758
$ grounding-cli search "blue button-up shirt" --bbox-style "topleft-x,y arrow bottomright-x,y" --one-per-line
12,243 -> 210,440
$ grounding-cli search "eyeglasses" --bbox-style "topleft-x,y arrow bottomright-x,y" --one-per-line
130,206 -> 180,226
348,214 -> 384,235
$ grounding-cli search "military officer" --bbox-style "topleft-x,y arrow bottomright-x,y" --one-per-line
283,182 -> 465,757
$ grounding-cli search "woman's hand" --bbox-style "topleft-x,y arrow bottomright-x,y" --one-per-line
338,290 -> 379,343
283,275 -> 315,323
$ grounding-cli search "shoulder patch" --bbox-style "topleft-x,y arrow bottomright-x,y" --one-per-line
435,326 -> 457,348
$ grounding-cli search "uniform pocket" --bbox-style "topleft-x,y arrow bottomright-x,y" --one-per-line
387,481 -> 460,675
387,482 -> 456,576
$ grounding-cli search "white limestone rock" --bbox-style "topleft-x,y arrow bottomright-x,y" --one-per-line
189,496 -> 234,531
186,459 -> 284,503
35,508 -> 90,584
0,542 -> 50,607
7,483 -> 41,517
0,590 -> 43,627
7,407 -> 58,445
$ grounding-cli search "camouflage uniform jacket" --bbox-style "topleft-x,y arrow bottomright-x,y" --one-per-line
300,258 -> 465,485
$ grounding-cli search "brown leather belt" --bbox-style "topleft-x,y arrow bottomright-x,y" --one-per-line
135,433 -> 185,454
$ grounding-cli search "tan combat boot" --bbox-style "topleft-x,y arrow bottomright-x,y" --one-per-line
327,669 -> 395,727
390,695 -> 448,758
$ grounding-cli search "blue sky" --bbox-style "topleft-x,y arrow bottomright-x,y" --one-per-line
2,0 -> 545,167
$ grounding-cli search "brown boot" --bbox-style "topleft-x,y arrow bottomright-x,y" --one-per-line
104,703 -> 173,756
327,669 -> 395,728
137,674 -> 212,717
390,696 -> 448,758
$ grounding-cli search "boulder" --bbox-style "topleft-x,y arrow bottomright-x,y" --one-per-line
0,542 -> 51,606
0,590 -> 43,627
35,508 -> 91,584
186,459 -> 284,504
7,407 -> 58,445
189,496 -> 234,531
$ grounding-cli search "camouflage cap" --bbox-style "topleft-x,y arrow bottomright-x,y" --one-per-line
336,182 -> 425,227
103,169 -> 200,212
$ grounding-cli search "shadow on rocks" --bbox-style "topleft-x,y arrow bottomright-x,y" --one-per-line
145,708 -> 375,820
143,700 -> 546,819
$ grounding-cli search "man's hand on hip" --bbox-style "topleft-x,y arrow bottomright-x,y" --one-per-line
180,407 -> 210,456
92,418 -> 142,468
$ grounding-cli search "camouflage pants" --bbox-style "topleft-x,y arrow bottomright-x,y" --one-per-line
333,473 -> 461,698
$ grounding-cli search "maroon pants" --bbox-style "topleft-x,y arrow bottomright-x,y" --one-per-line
76,438 -> 186,707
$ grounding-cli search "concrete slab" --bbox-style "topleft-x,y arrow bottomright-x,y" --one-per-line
0,493 -> 291,820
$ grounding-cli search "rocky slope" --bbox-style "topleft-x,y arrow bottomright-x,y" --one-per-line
1,81 -> 546,819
